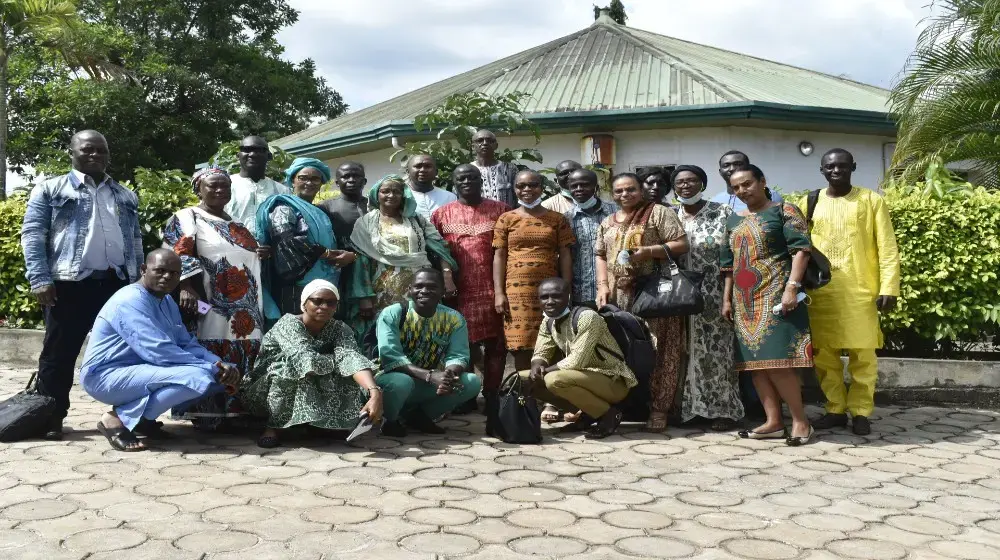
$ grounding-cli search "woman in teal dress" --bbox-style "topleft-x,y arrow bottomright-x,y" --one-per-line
347,175 -> 457,346
256,157 -> 356,321
721,165 -> 814,446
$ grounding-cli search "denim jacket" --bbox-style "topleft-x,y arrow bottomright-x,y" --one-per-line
21,173 -> 143,290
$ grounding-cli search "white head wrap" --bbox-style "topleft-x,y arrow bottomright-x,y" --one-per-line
300,279 -> 340,309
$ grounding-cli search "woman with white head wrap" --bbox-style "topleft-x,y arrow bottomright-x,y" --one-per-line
241,279 -> 383,448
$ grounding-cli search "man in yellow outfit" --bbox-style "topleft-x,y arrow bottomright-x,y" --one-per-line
804,149 -> 900,435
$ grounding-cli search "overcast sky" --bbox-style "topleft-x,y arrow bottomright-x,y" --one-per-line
6,0 -> 931,190
279,0 -> 931,113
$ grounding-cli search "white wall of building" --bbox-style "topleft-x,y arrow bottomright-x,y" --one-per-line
324,126 -> 895,197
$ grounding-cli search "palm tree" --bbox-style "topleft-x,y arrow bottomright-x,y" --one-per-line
889,0 -> 1000,187
1,0 -> 120,198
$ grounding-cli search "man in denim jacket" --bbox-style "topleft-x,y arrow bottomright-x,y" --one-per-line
21,130 -> 143,439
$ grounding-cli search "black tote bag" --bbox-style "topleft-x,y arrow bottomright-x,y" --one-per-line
630,252 -> 705,318
496,374 -> 542,444
0,372 -> 57,442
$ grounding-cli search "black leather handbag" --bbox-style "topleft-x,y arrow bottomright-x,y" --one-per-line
496,374 -> 542,444
630,252 -> 705,318
0,372 -> 57,442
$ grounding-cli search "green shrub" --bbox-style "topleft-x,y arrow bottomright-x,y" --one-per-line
0,196 -> 42,328
880,184 -> 1000,350
126,168 -> 198,254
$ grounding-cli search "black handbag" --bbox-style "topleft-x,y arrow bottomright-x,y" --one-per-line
630,252 -> 705,318
496,374 -> 542,444
801,190 -> 833,290
0,372 -> 57,442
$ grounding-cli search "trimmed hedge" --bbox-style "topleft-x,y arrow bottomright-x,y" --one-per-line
881,184 -> 1000,353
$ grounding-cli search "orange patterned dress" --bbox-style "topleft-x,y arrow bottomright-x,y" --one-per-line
493,209 -> 576,350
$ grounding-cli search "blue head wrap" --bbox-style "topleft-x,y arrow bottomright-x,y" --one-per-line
284,157 -> 332,187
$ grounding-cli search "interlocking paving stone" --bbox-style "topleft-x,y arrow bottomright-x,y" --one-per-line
0,371 -> 997,558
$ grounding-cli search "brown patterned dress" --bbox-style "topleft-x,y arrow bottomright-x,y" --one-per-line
493,209 -> 576,350
595,203 -> 687,416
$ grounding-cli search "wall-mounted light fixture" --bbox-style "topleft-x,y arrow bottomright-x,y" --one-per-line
798,141 -> 814,156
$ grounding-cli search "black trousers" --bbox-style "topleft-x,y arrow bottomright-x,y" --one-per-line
37,277 -> 125,418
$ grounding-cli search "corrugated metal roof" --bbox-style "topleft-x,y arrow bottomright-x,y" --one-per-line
277,20 -> 889,148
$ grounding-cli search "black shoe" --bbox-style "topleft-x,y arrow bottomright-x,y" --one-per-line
381,420 -> 408,438
44,417 -> 64,440
559,413 -> 596,433
852,416 -> 872,436
405,410 -> 446,434
586,407 -> 623,440
813,413 -> 848,429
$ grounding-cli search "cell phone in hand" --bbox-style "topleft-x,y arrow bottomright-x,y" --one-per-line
197,300 -> 212,315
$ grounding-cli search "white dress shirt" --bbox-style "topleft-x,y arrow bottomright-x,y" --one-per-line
225,174 -> 289,237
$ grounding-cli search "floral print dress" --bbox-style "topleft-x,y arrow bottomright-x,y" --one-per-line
677,201 -> 744,422
163,206 -> 264,427
242,314 -> 374,429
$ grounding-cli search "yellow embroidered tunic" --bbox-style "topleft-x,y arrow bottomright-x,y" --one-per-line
798,187 -> 901,349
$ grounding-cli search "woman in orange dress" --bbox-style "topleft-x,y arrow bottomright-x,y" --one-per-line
493,170 -> 575,370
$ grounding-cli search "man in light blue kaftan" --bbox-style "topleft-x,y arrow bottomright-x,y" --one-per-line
81,249 -> 240,451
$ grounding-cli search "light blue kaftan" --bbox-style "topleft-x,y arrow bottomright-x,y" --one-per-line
81,283 -> 225,430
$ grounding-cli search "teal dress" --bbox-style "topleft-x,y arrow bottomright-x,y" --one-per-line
720,203 -> 813,371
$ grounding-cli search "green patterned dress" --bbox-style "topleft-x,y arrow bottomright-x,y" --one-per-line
720,203 -> 814,371
242,314 -> 374,429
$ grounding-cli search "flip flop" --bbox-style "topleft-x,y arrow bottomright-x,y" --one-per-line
96,422 -> 146,452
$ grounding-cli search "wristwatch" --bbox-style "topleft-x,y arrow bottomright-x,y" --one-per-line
786,280 -> 802,289
365,386 -> 382,397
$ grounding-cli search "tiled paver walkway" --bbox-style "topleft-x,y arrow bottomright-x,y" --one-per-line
1,367 -> 999,559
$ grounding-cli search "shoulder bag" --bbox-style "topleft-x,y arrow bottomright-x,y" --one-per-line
630,249 -> 705,318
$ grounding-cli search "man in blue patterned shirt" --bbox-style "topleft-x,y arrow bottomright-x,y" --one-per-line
21,130 -> 143,439
564,169 -> 617,308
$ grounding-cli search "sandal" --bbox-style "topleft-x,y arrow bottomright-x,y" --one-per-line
645,411 -> 668,432
541,404 -> 563,424
710,418 -> 737,432
134,418 -> 172,440
96,421 -> 146,452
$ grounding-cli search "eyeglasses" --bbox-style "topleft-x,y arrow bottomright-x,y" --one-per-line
239,146 -> 268,154
307,297 -> 338,308
295,175 -> 324,185
674,178 -> 703,187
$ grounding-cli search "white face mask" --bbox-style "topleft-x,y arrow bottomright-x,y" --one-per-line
676,190 -> 705,205
519,197 -> 542,209
576,196 -> 599,210
543,306 -> 571,319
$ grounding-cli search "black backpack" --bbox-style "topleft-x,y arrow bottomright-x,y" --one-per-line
547,304 -> 656,421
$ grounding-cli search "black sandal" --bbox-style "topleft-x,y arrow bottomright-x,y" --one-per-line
134,418 -> 172,440
559,413 -> 596,433
586,408 -> 623,439
96,422 -> 146,452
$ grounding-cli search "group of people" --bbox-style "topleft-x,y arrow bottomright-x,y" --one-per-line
20,128 -> 900,452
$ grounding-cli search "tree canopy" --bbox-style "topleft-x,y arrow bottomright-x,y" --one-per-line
889,0 -> 1000,187
593,0 -> 628,25
7,0 -> 346,182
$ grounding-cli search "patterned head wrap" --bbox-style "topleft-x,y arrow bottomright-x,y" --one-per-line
191,166 -> 230,194
284,157 -> 332,187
